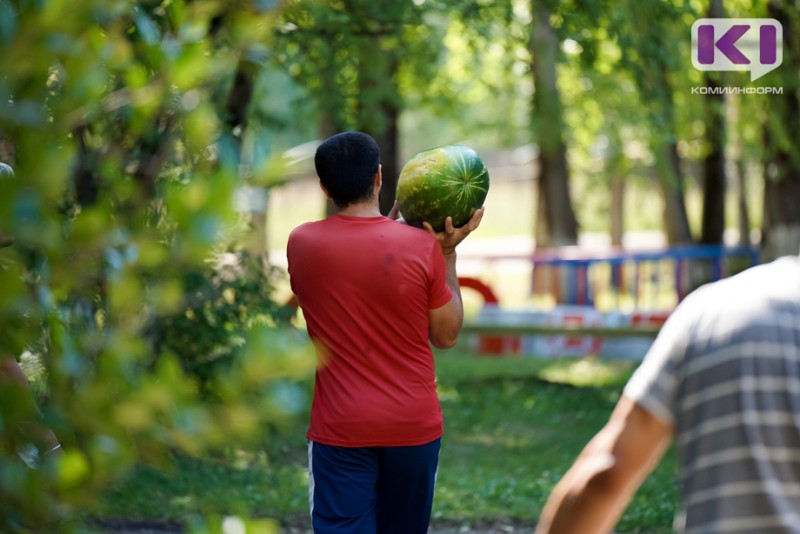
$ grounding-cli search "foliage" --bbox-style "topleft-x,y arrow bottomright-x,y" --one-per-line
0,0 -> 793,530
152,251 -> 295,389
273,0 -> 445,134
0,1 -> 315,531
400,0 -> 532,152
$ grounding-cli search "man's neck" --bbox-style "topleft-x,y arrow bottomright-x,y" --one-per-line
337,202 -> 382,218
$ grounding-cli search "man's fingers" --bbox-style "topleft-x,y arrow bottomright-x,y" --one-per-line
388,201 -> 400,220
470,207 -> 485,230
444,216 -> 455,237
422,208 -> 483,245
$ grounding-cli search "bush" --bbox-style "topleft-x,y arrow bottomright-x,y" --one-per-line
152,251 -> 295,391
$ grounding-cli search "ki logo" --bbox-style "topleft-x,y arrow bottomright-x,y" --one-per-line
691,18 -> 783,81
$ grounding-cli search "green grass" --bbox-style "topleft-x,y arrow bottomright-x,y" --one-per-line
91,350 -> 679,532
433,352 -> 678,532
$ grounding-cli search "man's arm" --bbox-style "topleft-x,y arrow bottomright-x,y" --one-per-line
1,356 -> 62,456
0,355 -> 32,388
535,394 -> 672,534
428,251 -> 462,348
425,208 -> 484,349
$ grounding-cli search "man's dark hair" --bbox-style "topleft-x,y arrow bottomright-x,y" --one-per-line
314,132 -> 380,208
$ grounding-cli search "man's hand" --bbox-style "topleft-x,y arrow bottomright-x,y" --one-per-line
387,201 -> 405,224
423,207 -> 484,255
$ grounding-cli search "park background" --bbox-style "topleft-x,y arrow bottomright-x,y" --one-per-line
0,0 -> 798,532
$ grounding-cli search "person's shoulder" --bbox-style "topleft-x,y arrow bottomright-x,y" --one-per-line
386,220 -> 438,245
703,257 -> 798,295
676,258 -> 798,323
287,220 -> 328,252
757,255 -> 800,279
390,220 -> 429,236
289,219 -> 326,238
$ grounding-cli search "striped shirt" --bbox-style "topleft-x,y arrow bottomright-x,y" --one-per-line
625,256 -> 800,533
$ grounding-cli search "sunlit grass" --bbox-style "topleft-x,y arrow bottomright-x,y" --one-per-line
536,355 -> 636,387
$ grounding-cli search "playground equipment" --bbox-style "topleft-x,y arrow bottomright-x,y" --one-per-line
528,244 -> 758,309
461,244 -> 759,359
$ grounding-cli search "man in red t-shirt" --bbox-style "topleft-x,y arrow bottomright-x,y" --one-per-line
287,132 -> 483,534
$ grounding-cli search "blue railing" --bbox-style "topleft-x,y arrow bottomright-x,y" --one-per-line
529,244 -> 759,311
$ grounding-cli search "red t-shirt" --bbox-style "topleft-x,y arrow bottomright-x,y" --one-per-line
287,214 -> 452,447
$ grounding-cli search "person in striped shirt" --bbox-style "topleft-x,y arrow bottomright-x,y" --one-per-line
536,253 -> 800,534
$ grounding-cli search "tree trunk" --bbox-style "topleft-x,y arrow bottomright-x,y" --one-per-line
355,40 -> 401,217
316,38 -> 350,217
530,0 -> 578,248
624,0 -> 693,246
762,144 -> 800,260
606,128 -> 626,247
736,158 -> 751,246
225,58 -> 269,261
761,0 -> 800,261
73,125 -> 100,206
638,49 -> 693,246
700,0 -> 727,245
699,78 -> 726,245
654,141 -> 693,245
729,89 -> 751,246
374,106 -> 400,216
610,172 -> 625,247
319,112 -> 339,217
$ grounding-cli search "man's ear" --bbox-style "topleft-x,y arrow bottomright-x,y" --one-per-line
375,164 -> 382,188
319,180 -> 332,199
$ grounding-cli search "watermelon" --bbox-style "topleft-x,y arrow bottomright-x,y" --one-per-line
395,145 -> 489,232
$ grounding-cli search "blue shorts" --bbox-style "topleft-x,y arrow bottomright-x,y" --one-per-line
307,438 -> 441,534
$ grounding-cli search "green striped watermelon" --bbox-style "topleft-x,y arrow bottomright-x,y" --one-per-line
395,145 -> 489,232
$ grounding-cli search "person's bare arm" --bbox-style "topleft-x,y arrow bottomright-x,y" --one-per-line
427,251 -> 462,348
0,356 -> 31,388
425,208 -> 484,349
1,356 -> 62,455
535,395 -> 672,534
